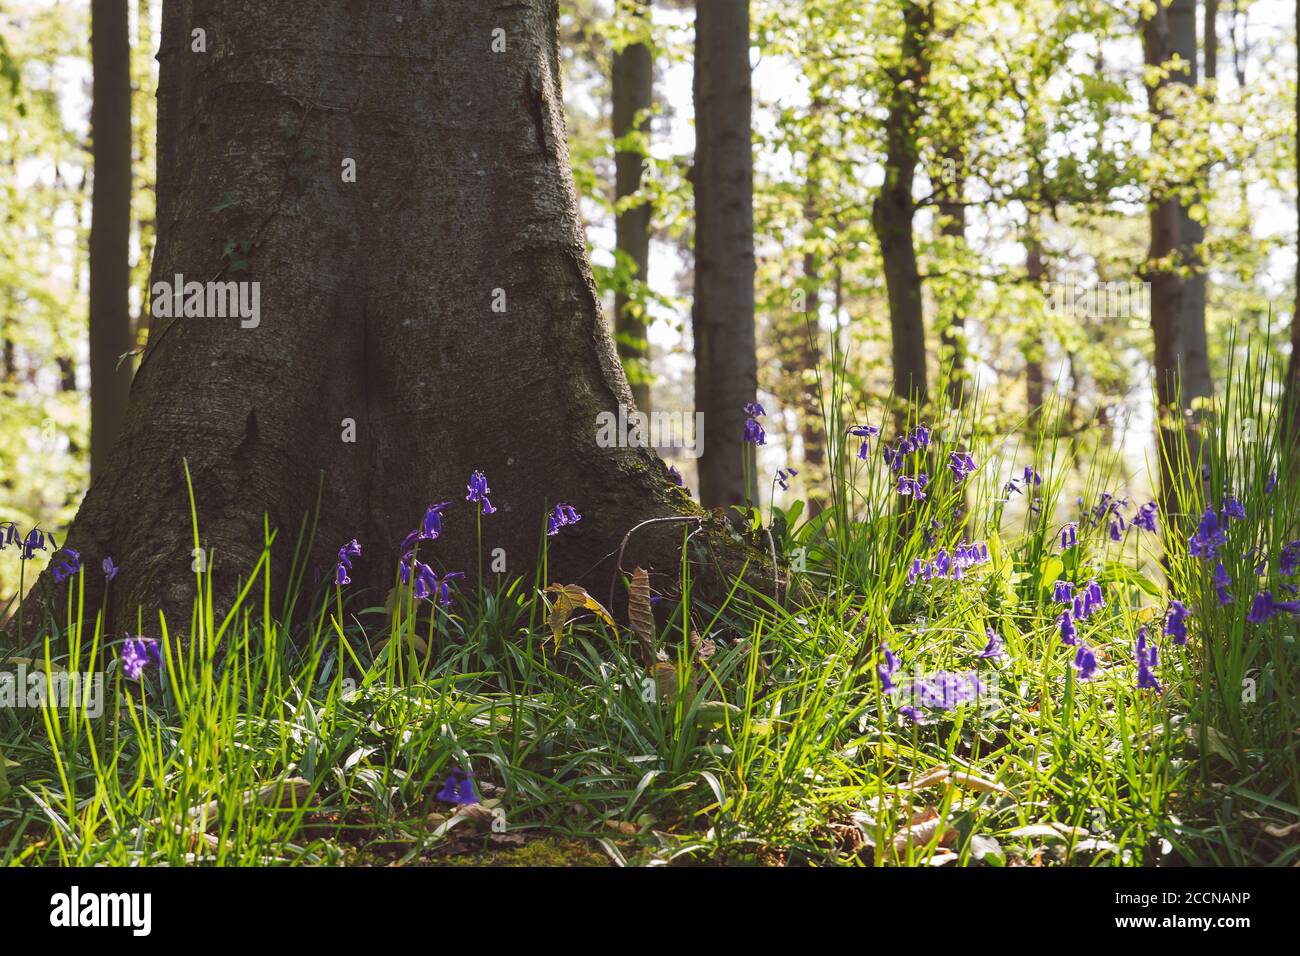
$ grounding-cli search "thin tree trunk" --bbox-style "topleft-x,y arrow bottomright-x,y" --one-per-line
873,0 -> 932,410
612,0 -> 653,413
935,141 -> 967,410
692,0 -> 757,508
1287,0 -> 1300,440
18,0 -> 739,638
89,0 -> 133,482
1025,227 -> 1045,418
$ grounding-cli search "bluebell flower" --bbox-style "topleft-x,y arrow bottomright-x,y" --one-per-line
19,528 -> 51,560
775,467 -> 798,491
1213,561 -> 1233,605
1266,471 -> 1277,494
466,470 -> 497,515
744,402 -> 766,417
1246,590 -> 1300,623
1072,643 -> 1098,681
1279,540 -> 1300,575
1057,609 -> 1078,645
51,548 -> 82,584
948,451 -> 977,482
1132,500 -> 1158,533
743,417 -> 766,445
1059,523 -> 1078,550
903,671 -> 982,711
1163,599 -> 1190,645
102,556 -> 119,582
1135,627 -> 1161,692
1221,495 -> 1246,521
1023,466 -> 1042,487
668,464 -> 684,486
0,522 -> 20,549
435,768 -> 479,805
1053,580 -> 1074,604
1188,507 -> 1226,560
120,635 -> 161,682
546,503 -> 582,536
877,645 -> 901,693
335,539 -> 361,586
897,473 -> 929,500
898,705 -> 923,723
979,627 -> 1004,659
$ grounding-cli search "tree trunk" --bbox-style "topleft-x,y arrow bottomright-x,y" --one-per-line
692,0 -> 757,509
1025,227 -> 1045,419
872,0 -> 932,410
1170,0 -> 1212,412
935,141 -> 967,410
612,0 -> 653,413
1285,0 -> 1300,441
18,0 -> 726,640
1142,0 -> 1193,519
89,0 -> 133,483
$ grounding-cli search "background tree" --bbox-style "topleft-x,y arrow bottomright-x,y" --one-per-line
692,0 -> 757,507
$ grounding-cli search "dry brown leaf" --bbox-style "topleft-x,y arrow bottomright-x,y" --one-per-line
546,584 -> 616,648
1263,821 -> 1300,838
691,630 -> 717,663
909,766 -> 951,789
650,661 -> 679,704
949,771 -> 1011,797
627,568 -> 656,667
891,808 -> 954,854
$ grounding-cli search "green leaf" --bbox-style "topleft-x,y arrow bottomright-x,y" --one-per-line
0,748 -> 10,803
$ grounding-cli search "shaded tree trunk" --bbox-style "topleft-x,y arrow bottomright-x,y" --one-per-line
1025,227 -> 1045,419
692,0 -> 757,508
18,0 -> 726,639
873,0 -> 932,410
1288,0 -> 1300,442
612,0 -> 653,413
89,0 -> 134,482
935,141 -> 967,410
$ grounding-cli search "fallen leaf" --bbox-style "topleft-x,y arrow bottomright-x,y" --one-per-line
627,568 -> 657,667
949,771 -> 1011,797
546,584 -> 616,649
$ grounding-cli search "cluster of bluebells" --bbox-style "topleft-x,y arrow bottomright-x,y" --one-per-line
120,635 -> 161,682
1163,599 -> 1191,645
947,451 -> 977,483
742,402 -> 766,445
1054,579 -> 1105,648
466,470 -> 497,515
898,671 -> 983,723
50,548 -> 81,584
1005,466 -> 1043,513
774,467 -> 798,491
881,424 -> 931,473
0,522 -> 55,560
979,627 -> 1004,659
1246,590 -> 1300,623
335,539 -> 361,586
1135,627 -> 1161,692
547,503 -> 582,537
435,767 -> 479,805
907,541 -> 990,584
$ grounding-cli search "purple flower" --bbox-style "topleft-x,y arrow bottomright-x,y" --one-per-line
400,502 -> 451,552
897,473 -> 929,501
335,538 -> 361,586
1059,523 -> 1078,550
1221,495 -> 1246,521
948,451 -> 977,482
466,470 -> 497,515
19,528 -> 51,560
1023,466 -> 1043,487
1163,599 -> 1191,645
1053,580 -> 1074,604
743,417 -> 766,445
979,627 -> 1004,659
1279,540 -> 1300,576
877,645 -> 901,693
1133,501 -> 1158,533
1135,627 -> 1161,693
102,556 -> 119,581
1266,471 -> 1277,494
547,503 -> 582,537
1246,591 -> 1300,623
1058,610 -> 1078,645
1188,507 -> 1226,561
744,402 -> 766,417
898,705 -> 923,723
1072,643 -> 1098,681
51,548 -> 82,584
0,522 -> 20,549
1213,561 -> 1233,605
1109,515 -> 1126,541
436,768 -> 479,805
910,425 -> 932,450
775,467 -> 798,491
849,424 -> 878,459
120,635 -> 161,682
902,671 -> 982,711
668,464 -> 684,486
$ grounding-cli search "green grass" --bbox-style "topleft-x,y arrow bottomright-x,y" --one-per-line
1,354 -> 1298,867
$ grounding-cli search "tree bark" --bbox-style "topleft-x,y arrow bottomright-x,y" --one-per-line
612,0 -> 653,413
935,141 -> 967,410
1285,0 -> 1300,441
692,0 -> 757,509
872,0 -> 932,410
17,0 -> 732,640
1025,227 -> 1045,419
89,0 -> 134,483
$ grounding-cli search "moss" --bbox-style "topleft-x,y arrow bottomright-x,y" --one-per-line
439,837 -> 610,867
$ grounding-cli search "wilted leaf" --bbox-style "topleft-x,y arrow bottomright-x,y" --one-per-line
968,833 -> 1005,865
949,771 -> 1011,797
693,700 -> 742,730
627,568 -> 656,666
650,661 -> 679,704
891,808 -> 952,854
909,766 -> 951,789
546,584 -> 616,648
691,630 -> 717,663
1263,821 -> 1300,839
